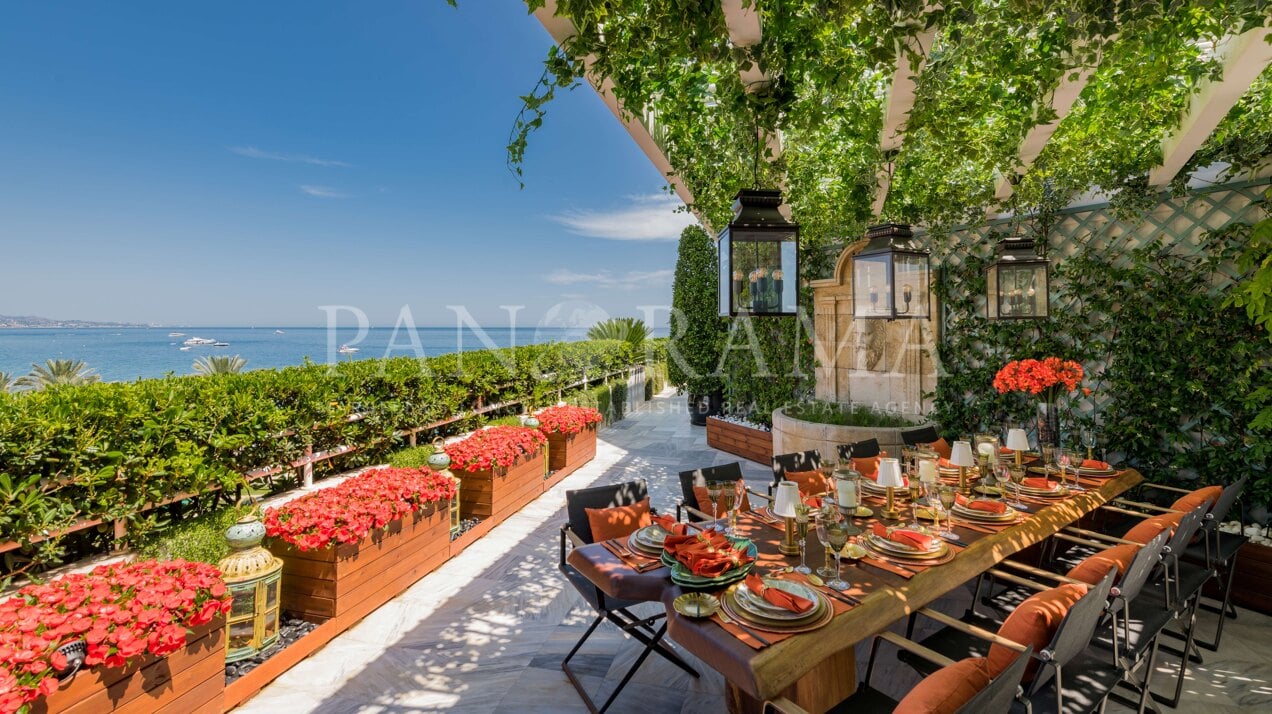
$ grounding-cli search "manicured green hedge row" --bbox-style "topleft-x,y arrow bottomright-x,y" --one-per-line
570,381 -> 628,426
0,340 -> 643,563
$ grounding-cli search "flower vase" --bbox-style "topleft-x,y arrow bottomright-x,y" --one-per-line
1036,400 -> 1061,448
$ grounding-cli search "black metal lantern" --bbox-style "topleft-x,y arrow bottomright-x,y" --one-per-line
986,237 -> 1049,319
852,223 -> 931,320
717,189 -> 799,317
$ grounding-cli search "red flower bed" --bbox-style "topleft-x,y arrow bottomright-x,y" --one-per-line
264,466 -> 457,552
993,358 -> 1084,400
536,405 -> 603,436
0,559 -> 231,714
444,426 -> 547,471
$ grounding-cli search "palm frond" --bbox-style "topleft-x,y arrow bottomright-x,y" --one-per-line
15,359 -> 100,389
193,355 -> 248,375
586,318 -> 651,346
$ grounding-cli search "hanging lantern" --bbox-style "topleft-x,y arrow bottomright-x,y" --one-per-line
717,189 -> 800,317
852,223 -> 931,320
217,514 -> 283,663
429,437 -> 462,536
986,237 -> 1049,319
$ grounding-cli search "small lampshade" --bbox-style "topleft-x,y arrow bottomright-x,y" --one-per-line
876,458 -> 906,488
1006,428 -> 1031,452
772,481 -> 801,518
949,441 -> 976,468
918,459 -> 938,483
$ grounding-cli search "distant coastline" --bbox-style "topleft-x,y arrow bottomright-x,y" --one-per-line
0,314 -> 149,329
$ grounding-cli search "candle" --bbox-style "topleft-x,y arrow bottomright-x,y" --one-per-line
977,442 -> 995,456
918,459 -> 938,483
836,476 -> 858,509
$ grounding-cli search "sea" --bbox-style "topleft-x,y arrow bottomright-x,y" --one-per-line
0,326 -> 667,383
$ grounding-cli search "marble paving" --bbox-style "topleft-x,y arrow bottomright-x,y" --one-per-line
236,392 -> 1272,713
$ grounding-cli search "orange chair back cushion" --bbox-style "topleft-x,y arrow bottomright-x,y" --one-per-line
1170,485 -> 1222,514
989,583 -> 1086,681
1124,511 -> 1183,545
1066,543 -> 1139,585
585,497 -> 652,542
853,456 -> 882,479
895,656 -> 992,714
927,437 -> 952,460
784,470 -> 825,497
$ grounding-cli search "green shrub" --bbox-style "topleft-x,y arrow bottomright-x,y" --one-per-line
784,401 -> 917,428
644,361 -> 667,400
135,505 -> 252,565
571,381 -> 627,425
668,225 -> 725,394
387,445 -> 435,468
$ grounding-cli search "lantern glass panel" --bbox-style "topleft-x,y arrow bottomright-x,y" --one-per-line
853,254 -> 893,318
718,230 -> 732,316
994,263 -> 1048,318
894,253 -> 930,319
230,585 -> 256,618
229,620 -> 254,652
266,580 -> 278,609
723,229 -> 797,315
265,609 -> 278,640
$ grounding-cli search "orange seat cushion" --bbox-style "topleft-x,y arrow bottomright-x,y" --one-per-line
990,583 -> 1086,681
585,497 -> 652,542
784,470 -> 825,497
1170,485 -> 1222,514
853,456 -> 882,479
693,484 -> 752,515
1124,512 -> 1184,545
927,437 -> 952,460
1066,543 -> 1139,585
895,656 -> 992,714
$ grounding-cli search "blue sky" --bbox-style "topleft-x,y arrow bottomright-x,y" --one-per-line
0,1 -> 694,328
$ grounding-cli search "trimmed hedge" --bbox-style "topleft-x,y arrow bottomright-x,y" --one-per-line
0,340 -> 641,565
571,381 -> 628,426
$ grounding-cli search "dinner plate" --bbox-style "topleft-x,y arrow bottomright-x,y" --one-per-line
974,485 -> 1003,496
636,523 -> 669,544
951,503 -> 1018,522
735,580 -> 821,621
861,542 -> 958,567
720,588 -> 834,633
866,533 -> 948,559
626,532 -> 665,557
1078,467 -> 1117,477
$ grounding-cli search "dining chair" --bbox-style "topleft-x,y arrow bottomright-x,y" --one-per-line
836,438 -> 881,461
901,425 -> 940,447
900,573 -> 1117,714
769,449 -> 820,497
558,479 -> 699,712
763,638 -> 1034,714
675,462 -> 770,522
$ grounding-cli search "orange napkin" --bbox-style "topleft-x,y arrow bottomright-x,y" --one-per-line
664,532 -> 752,577
745,574 -> 814,614
1022,477 -> 1057,491
1081,459 -> 1111,470
652,513 -> 689,536
955,493 -> 1007,514
872,522 -> 936,551
802,493 -> 822,509
938,457 -> 954,468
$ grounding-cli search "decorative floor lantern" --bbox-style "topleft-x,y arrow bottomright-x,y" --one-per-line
986,237 -> 1049,319
853,223 -> 931,319
218,514 -> 283,662
429,437 -> 462,536
718,188 -> 799,317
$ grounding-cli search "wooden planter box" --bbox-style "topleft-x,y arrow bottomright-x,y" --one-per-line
274,502 -> 451,626
448,518 -> 494,559
454,448 -> 546,524
221,617 -> 341,710
34,617 -> 225,714
1223,540 -> 1272,615
544,426 -> 597,490
706,416 -> 773,465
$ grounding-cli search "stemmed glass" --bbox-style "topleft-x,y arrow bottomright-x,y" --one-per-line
1081,428 -> 1098,461
815,518 -> 836,578
1058,448 -> 1083,493
720,487 -> 737,535
936,485 -> 959,540
825,521 -> 850,591
706,481 -> 723,521
1004,465 -> 1028,509
820,456 -> 838,496
907,481 -> 925,529
794,504 -> 812,575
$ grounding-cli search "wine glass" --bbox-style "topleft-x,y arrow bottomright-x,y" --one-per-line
1005,465 -> 1028,509
720,488 -> 737,535
936,485 -> 959,540
1057,448 -> 1083,493
1081,428 -> 1098,461
825,522 -> 850,591
706,481 -> 723,520
794,504 -> 812,575
820,455 -> 838,495
908,481 -> 925,529
815,519 -> 835,578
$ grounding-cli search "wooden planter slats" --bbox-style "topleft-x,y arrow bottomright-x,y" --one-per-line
1225,541 -> 1272,614
454,448 -> 546,523
544,426 -> 597,489
274,502 -> 451,623
221,618 -> 342,710
33,617 -> 225,714
706,417 -> 773,464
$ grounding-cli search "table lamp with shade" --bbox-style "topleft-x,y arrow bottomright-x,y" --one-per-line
1006,428 -> 1031,467
949,440 -> 976,495
876,458 -> 906,520
773,481 -> 802,555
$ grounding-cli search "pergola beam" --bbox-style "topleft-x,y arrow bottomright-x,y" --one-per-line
1149,27 -> 1272,186
994,65 -> 1094,201
721,0 -> 767,90
873,24 -> 938,216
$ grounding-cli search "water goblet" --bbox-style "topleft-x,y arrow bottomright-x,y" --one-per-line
706,481 -> 723,520
815,520 -> 836,578
825,522 -> 850,591
1081,428 -> 1098,461
720,488 -> 737,535
937,485 -> 959,540
1057,448 -> 1083,493
1005,465 -> 1028,508
794,504 -> 812,575
907,481 -> 925,529
820,456 -> 838,495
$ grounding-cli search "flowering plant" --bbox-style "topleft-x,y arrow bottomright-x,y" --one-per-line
444,426 -> 547,472
0,560 -> 231,714
993,358 -> 1084,402
535,405 -> 603,436
264,467 -> 457,551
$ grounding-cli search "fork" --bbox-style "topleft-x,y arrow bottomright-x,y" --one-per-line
717,611 -> 771,646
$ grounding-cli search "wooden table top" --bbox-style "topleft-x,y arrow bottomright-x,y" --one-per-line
567,469 -> 1142,703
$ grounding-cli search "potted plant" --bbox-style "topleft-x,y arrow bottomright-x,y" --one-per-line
444,426 -> 548,523
669,225 -> 726,425
536,404 -> 602,487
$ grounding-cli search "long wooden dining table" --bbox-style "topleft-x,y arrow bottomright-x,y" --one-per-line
567,468 -> 1142,713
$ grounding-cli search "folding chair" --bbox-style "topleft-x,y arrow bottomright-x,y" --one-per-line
769,449 -> 820,497
901,425 -> 940,447
675,462 -> 769,522
836,438 -> 881,461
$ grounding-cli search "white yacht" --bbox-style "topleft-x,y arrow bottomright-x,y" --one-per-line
168,332 -> 186,337
337,344 -> 360,354
213,341 -> 230,347
182,337 -> 216,346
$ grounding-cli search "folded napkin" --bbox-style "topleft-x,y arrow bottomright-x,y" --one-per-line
801,493 -> 822,509
1081,459 -> 1111,470
651,513 -> 689,536
664,532 -> 752,577
872,522 -> 936,551
1022,477 -> 1058,491
938,457 -> 955,468
744,574 -> 815,614
955,493 -> 1007,514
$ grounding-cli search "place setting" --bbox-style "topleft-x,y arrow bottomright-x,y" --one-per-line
857,523 -> 956,578
659,527 -> 758,590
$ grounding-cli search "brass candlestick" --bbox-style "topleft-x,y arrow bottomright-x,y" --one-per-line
958,466 -> 970,496
1015,451 -> 1023,468
780,517 -> 801,555
881,487 -> 903,520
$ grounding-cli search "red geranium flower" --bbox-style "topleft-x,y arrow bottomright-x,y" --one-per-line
992,358 -> 1084,402
535,405 -> 603,436
444,426 -> 547,472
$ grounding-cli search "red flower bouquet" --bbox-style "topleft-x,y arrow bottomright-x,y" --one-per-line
444,426 -> 547,472
535,405 -> 603,436
0,560 -> 231,714
992,358 -> 1084,401
264,466 -> 457,552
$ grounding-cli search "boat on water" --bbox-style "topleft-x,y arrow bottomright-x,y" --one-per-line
213,342 -> 231,347
168,332 -> 186,337
182,337 -> 216,346
179,346 -> 192,351
337,344 -> 360,354
274,329 -> 286,334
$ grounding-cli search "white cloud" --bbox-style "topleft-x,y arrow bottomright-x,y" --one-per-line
545,268 -> 674,290
230,146 -> 351,168
549,194 -> 696,241
299,185 -> 350,199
